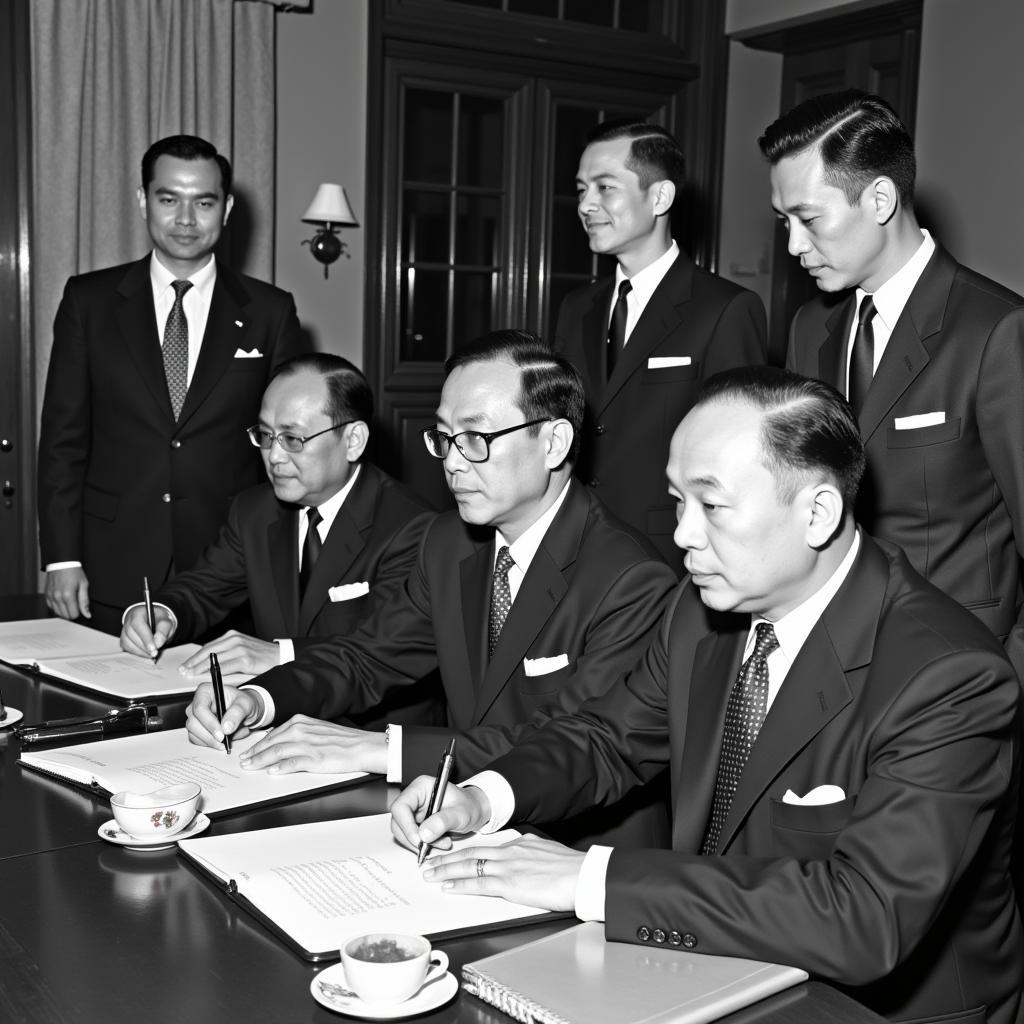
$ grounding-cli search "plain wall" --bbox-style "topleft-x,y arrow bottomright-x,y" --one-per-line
275,0 -> 368,363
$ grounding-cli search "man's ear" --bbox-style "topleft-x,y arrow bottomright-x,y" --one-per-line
222,193 -> 234,226
805,480 -> 845,548
137,186 -> 148,220
544,419 -> 574,470
651,178 -> 676,217
866,176 -> 899,226
345,421 -> 370,463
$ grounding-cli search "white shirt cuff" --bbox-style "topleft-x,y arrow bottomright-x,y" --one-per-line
239,684 -> 276,728
385,724 -> 404,783
460,771 -> 515,834
121,601 -> 178,633
275,638 -> 294,664
46,561 -> 83,571
574,845 -> 612,922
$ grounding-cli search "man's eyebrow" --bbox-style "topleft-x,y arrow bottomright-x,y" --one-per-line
772,200 -> 815,215
687,474 -> 725,490
153,187 -> 221,200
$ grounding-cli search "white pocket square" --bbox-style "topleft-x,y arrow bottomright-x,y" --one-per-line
647,356 -> 692,369
523,654 -> 570,676
782,784 -> 846,806
328,582 -> 370,602
233,347 -> 263,358
894,412 -> 945,429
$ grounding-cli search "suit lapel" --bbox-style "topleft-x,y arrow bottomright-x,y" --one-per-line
113,258 -> 177,422
459,542 -> 494,698
818,295 -> 854,394
580,281 -> 614,401
267,505 -> 301,636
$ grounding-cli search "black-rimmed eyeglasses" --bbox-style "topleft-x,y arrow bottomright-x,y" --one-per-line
247,421 -> 353,454
422,419 -> 548,464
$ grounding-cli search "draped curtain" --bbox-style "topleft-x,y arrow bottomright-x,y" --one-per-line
29,0 -> 283,416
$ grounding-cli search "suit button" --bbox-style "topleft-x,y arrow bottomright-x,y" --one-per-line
669,931 -> 682,946
161,493 -> 171,503
595,425 -> 605,435
637,926 -> 651,942
589,478 -> 600,487
170,440 -> 181,449
682,933 -> 697,949
652,929 -> 666,944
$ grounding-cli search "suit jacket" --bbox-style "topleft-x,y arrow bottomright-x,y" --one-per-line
787,245 -> 1024,659
256,479 -> 678,848
492,536 -> 1023,1024
37,255 -> 307,618
554,252 -> 767,573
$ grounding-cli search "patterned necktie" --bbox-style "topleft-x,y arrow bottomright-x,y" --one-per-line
847,294 -> 876,416
487,546 -> 516,659
299,507 -> 323,599
162,279 -> 192,420
606,279 -> 632,379
701,622 -> 779,855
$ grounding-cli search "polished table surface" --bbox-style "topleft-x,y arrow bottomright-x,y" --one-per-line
0,655 -> 887,1024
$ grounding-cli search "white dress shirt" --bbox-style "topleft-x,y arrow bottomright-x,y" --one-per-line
610,241 -> 679,346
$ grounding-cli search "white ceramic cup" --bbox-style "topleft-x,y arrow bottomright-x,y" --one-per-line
341,932 -> 449,1004
109,782 -> 201,839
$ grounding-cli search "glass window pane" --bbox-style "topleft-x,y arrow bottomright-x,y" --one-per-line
507,0 -> 558,16
402,190 -> 451,264
553,105 -> 601,193
404,89 -> 453,184
457,95 -> 504,188
455,194 -> 500,266
618,0 -> 657,32
563,0 -> 613,26
550,196 -> 590,274
452,272 -> 495,349
401,268 -> 449,362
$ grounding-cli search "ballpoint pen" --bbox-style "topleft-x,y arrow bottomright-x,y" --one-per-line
417,737 -> 456,866
0,689 -> 6,723
209,652 -> 231,755
143,576 -> 159,663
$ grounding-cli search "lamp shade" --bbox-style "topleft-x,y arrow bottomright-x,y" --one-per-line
302,183 -> 359,226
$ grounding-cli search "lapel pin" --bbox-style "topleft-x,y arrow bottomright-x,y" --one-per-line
235,320 -> 244,328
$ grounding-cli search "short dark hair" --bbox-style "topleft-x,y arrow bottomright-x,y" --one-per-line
445,329 -> 584,463
271,352 -> 374,427
141,135 -> 233,197
585,119 -> 686,191
696,365 -> 865,512
758,90 -> 915,206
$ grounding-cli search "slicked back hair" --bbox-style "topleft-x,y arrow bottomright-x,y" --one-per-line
271,352 -> 374,428
758,90 -> 915,206
141,135 -> 234,197
585,119 -> 686,192
696,365 -> 865,513
445,330 -> 584,464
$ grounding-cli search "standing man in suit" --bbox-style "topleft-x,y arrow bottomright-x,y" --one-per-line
118,354 -> 439,728
38,134 -> 307,634
763,90 -> 1024,673
393,366 -> 1023,1024
186,330 -> 678,848
554,120 -> 767,573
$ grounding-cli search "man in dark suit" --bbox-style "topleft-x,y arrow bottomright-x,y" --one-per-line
118,354 -> 439,727
393,367 -> 1023,1024
554,120 -> 767,573
38,134 -> 307,634
186,331 -> 678,848
762,90 -> 1024,674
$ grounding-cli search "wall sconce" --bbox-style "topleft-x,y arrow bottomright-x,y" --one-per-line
301,183 -> 359,278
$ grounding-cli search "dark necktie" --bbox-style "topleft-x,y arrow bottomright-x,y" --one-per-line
299,507 -> 323,599
847,294 -> 876,416
701,622 -> 779,855
606,279 -> 632,379
487,546 -> 516,659
162,279 -> 192,420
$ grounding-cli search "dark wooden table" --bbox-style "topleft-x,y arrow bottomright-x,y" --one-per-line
0,658 -> 887,1024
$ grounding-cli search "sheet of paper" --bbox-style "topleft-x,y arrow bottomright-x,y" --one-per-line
0,618 -> 120,663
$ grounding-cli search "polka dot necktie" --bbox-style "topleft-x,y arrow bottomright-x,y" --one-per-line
487,546 -> 516,659
299,507 -> 323,599
848,294 -> 876,416
162,279 -> 192,420
701,621 -> 779,855
606,279 -> 631,379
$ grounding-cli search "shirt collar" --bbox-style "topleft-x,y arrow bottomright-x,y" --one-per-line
305,463 -> 361,531
614,239 -> 679,304
149,250 -> 218,294
495,478 -> 573,574
856,229 -> 935,332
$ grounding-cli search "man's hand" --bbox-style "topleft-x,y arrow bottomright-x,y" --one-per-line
178,630 -> 281,677
425,834 -> 584,913
120,604 -> 175,658
45,567 -> 90,621
390,776 -> 493,854
185,682 -> 261,749
238,715 -> 387,775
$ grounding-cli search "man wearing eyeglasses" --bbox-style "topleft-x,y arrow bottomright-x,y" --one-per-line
185,330 -> 678,848
120,354 -> 441,728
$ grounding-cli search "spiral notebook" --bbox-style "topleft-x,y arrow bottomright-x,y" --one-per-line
462,922 -> 807,1024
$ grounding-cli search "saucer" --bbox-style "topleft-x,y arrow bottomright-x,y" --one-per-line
0,707 -> 23,729
311,963 -> 458,1019
98,812 -> 211,850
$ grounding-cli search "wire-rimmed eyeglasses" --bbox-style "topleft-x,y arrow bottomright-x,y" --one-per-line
421,419 -> 548,463
246,421 -> 353,453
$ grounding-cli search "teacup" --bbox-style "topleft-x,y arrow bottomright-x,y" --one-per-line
341,932 -> 448,1004
110,782 -> 201,839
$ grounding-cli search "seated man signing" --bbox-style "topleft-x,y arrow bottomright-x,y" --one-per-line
392,366 -> 1023,1024
121,353 -> 440,726
185,330 -> 678,848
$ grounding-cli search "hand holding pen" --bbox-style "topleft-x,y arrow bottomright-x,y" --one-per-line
143,576 -> 159,663
209,652 -> 232,755
417,738 -> 456,865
